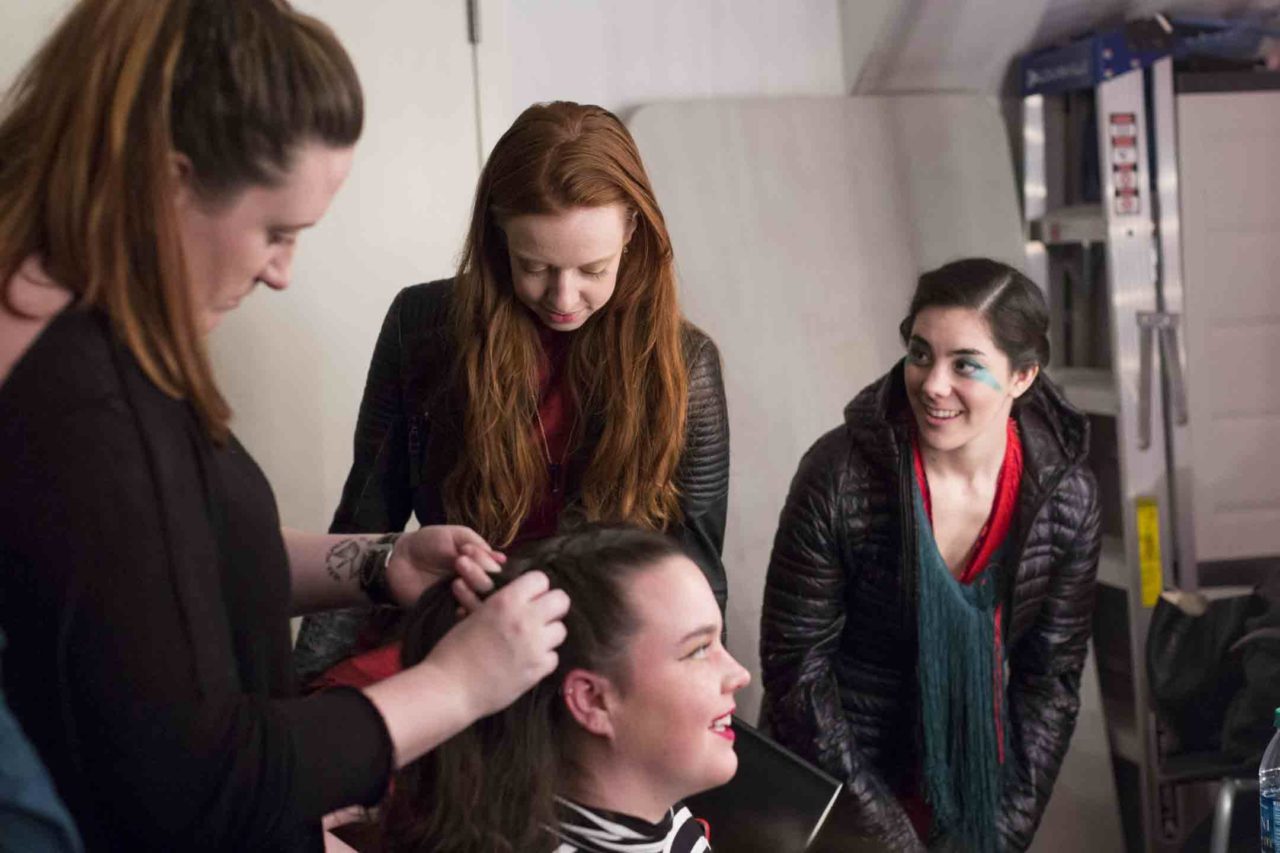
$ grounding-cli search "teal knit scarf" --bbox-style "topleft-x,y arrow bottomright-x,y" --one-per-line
913,477 -> 1005,852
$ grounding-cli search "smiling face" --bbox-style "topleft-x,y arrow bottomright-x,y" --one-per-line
501,203 -> 635,331
904,306 -> 1037,454
588,555 -> 749,809
173,142 -> 354,333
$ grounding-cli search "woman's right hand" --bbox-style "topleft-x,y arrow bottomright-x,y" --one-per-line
361,569 -> 569,767
426,570 -> 569,719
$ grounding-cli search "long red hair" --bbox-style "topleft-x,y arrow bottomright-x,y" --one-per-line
445,102 -> 688,546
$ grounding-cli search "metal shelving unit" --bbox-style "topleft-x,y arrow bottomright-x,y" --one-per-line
1050,366 -> 1120,417
1024,14 -> 1280,847
1021,24 -> 1192,853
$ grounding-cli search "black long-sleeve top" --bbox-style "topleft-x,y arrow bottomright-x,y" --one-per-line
0,308 -> 393,851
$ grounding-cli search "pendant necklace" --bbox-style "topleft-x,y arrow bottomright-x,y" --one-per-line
534,406 -> 576,495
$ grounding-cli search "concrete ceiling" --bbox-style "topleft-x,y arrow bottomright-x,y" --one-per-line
845,0 -> 1280,94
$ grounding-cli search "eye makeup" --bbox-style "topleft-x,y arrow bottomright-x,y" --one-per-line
906,338 -> 932,365
967,363 -> 1002,391
909,335 -> 1005,392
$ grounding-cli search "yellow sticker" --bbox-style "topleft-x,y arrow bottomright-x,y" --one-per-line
1136,497 -> 1163,607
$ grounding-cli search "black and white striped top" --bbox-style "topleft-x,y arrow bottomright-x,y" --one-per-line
551,797 -> 711,853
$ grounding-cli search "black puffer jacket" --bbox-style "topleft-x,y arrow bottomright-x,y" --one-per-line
760,363 -> 1100,852
295,280 -> 730,681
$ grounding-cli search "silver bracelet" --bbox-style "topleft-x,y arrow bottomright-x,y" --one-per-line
359,533 -> 401,607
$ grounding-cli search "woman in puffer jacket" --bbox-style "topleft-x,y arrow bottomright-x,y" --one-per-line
761,258 -> 1100,852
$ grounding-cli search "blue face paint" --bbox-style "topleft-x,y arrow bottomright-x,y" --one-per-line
969,365 -> 1002,391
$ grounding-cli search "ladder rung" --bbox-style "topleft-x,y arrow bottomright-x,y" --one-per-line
1029,204 -> 1109,245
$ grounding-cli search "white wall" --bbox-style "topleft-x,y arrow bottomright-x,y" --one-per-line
837,0 -> 903,92
851,0 -> 1048,93
1,0 -> 482,537
0,1 -> 72,89
475,0 -> 847,153
208,0 -> 481,531
1177,88 -> 1280,563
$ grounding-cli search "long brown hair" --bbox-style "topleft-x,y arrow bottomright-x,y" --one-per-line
0,0 -> 362,441
445,102 -> 689,546
380,526 -> 687,853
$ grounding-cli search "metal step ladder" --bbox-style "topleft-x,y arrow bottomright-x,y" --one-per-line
1020,22 -> 1199,852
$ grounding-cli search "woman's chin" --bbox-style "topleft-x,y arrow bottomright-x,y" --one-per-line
699,750 -> 739,793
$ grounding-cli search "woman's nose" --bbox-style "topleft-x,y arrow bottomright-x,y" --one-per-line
260,246 -> 295,291
921,363 -> 951,399
722,651 -> 751,693
546,271 -> 578,310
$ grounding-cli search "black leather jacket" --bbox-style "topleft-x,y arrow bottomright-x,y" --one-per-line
295,280 -> 730,681
760,363 -> 1100,852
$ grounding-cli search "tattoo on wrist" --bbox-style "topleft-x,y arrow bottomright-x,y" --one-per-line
324,538 -> 366,583
324,534 -> 400,578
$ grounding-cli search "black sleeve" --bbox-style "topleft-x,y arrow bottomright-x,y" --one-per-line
331,288 -> 415,534
16,400 -> 392,851
760,435 -> 923,851
671,334 -> 730,612
997,469 -> 1101,852
294,290 -> 414,681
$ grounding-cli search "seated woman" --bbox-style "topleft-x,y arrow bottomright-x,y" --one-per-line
379,526 -> 750,853
761,258 -> 1101,852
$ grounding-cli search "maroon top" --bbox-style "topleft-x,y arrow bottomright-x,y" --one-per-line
513,325 -> 576,544
314,326 -> 581,693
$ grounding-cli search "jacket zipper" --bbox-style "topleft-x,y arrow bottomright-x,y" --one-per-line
1000,461 -> 1075,644
897,436 -> 918,635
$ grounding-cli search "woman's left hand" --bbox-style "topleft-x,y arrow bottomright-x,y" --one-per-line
385,526 -> 504,607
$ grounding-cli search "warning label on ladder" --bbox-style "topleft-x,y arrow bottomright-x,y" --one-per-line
1136,496 -> 1163,607
1109,113 -> 1141,216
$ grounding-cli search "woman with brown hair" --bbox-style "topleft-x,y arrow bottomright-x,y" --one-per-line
761,259 -> 1100,852
381,526 -> 750,853
295,101 -> 730,683
0,2 -> 567,850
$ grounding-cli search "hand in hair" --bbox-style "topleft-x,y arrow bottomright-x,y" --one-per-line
450,541 -> 504,615
431,571 -> 569,716
387,526 -> 505,607
363,570 -> 569,768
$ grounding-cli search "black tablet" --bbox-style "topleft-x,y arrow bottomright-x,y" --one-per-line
686,716 -> 844,852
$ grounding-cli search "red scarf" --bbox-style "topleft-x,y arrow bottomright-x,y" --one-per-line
912,419 -> 1023,585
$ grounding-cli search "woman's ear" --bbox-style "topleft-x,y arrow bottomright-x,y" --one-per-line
1009,363 -> 1040,400
169,151 -> 197,212
623,208 -> 638,248
562,669 -> 617,739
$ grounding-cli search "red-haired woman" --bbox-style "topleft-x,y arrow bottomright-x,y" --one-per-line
295,101 -> 730,683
